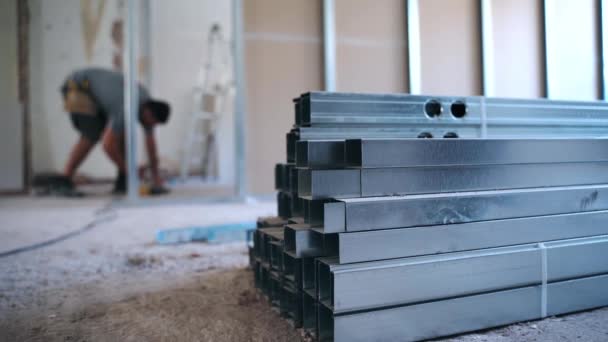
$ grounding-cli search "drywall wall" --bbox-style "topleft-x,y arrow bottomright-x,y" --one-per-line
419,0 -> 482,96
0,0 -> 24,191
545,0 -> 600,100
244,0 -> 323,194
490,0 -> 545,98
335,0 -> 408,93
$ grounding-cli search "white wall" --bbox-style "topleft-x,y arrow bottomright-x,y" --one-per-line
29,0 -> 120,178
149,0 -> 235,185
29,0 -> 235,184
545,0 -> 600,100
0,0 -> 24,191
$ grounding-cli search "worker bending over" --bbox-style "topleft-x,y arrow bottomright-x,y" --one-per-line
61,67 -> 171,194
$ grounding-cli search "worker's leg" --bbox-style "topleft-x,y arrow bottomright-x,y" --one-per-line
101,126 -> 126,172
63,136 -> 96,179
102,126 -> 128,193
63,113 -> 105,181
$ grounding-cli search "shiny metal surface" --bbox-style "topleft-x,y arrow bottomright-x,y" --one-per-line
298,163 -> 608,199
322,274 -> 608,342
296,140 -> 345,168
336,210 -> 608,264
320,236 -> 608,314
299,91 -> 608,126
325,185 -> 608,232
298,169 -> 360,199
362,162 -> 608,197
346,139 -> 608,168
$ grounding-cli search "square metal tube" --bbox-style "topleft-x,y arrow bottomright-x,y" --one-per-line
317,235 -> 608,314
335,210 -> 608,264
299,163 -> 608,200
320,274 -> 608,342
345,138 -> 608,168
324,184 -> 608,232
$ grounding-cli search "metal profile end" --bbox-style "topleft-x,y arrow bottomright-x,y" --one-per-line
288,165 -> 298,193
302,291 -> 318,333
344,139 -> 363,167
309,229 -> 328,257
284,226 -> 297,252
324,202 -> 346,233
253,230 -> 262,256
302,257 -> 316,292
287,132 -> 297,163
269,272 -> 281,307
269,241 -> 283,271
298,169 -> 312,197
301,95 -> 312,125
294,98 -> 302,126
323,233 -> 339,258
317,302 -> 334,342
291,195 -> 304,217
305,198 -> 327,227
282,251 -> 303,288
318,261 -> 334,309
296,141 -> 309,168
260,264 -> 270,297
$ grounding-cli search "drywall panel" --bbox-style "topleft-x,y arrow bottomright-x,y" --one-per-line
0,0 -> 24,191
335,0 -> 408,93
244,0 -> 323,194
489,0 -> 545,98
419,0 -> 482,96
545,0 -> 600,100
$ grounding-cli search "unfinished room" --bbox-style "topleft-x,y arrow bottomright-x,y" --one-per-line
1,0 -> 608,341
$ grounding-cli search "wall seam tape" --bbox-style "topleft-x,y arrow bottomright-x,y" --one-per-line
538,242 -> 548,318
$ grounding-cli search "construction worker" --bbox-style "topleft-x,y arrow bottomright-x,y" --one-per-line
60,67 -> 171,195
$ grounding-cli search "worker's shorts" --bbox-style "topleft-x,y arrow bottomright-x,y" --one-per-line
69,112 -> 107,143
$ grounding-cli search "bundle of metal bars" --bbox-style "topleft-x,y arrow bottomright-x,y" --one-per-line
249,92 -> 608,342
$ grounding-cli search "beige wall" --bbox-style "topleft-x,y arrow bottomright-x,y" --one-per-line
419,0 -> 482,96
244,0 -> 323,194
490,0 -> 545,98
545,0 -> 600,100
335,0 -> 408,93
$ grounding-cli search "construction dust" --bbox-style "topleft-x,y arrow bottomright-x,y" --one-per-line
1,268 -> 302,342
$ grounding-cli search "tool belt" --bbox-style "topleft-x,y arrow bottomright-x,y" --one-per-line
63,79 -> 98,116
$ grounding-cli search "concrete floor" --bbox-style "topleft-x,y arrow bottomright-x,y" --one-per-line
0,193 -> 607,341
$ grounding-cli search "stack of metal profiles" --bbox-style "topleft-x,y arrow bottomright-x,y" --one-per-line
250,92 -> 608,342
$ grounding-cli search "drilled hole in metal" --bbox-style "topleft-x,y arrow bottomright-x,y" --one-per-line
451,101 -> 467,118
424,100 -> 442,118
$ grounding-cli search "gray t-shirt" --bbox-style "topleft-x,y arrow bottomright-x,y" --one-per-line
64,68 -> 151,133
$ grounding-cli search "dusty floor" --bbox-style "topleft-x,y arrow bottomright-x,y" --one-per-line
0,194 -> 607,341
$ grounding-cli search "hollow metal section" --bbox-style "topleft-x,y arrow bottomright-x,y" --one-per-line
324,185 -> 608,232
321,274 -> 608,342
319,235 -> 608,314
